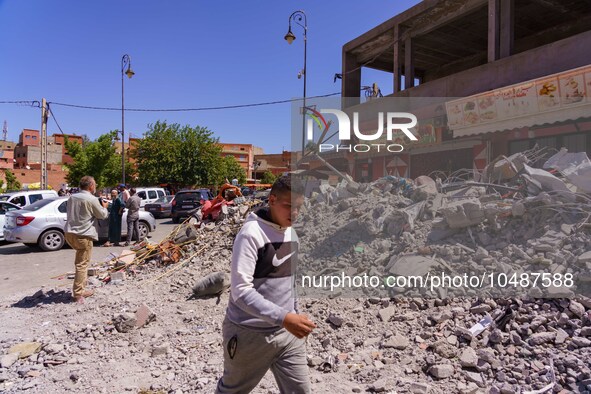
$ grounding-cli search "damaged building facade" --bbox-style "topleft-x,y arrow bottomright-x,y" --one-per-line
323,0 -> 591,181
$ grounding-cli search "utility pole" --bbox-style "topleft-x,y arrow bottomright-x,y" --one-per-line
40,98 -> 48,190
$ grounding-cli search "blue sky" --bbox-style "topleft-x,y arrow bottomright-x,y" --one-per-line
0,0 -> 420,153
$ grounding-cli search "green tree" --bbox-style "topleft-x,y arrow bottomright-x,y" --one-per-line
64,131 -> 135,189
4,169 -> 21,191
261,171 -> 276,185
218,156 -> 246,185
134,121 -> 224,187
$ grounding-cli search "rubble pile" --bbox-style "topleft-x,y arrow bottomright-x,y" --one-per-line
293,149 -> 591,393
1,151 -> 591,393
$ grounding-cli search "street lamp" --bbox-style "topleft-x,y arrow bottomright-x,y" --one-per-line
121,54 -> 135,185
284,10 -> 307,157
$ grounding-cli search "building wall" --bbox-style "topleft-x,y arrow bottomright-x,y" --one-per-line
19,129 -> 40,147
0,150 -> 14,169
0,167 -> 66,191
14,145 -> 62,168
219,143 -> 254,179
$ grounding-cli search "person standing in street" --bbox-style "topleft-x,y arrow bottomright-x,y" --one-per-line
125,187 -> 141,246
65,176 -> 108,303
216,174 -> 315,394
119,184 -> 130,203
103,189 -> 124,247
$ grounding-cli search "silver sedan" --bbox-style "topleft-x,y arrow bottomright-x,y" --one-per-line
3,197 -> 156,251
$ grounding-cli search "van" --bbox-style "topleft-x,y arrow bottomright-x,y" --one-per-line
135,187 -> 168,208
0,190 -> 59,207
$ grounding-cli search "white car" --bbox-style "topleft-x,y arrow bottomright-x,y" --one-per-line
3,197 -> 157,251
0,201 -> 22,241
0,190 -> 59,207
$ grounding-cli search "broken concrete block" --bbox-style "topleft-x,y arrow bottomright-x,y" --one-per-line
386,255 -> 440,277
113,313 -> 137,333
8,342 -> 40,360
440,198 -> 485,229
135,304 -> 156,328
1,353 -> 19,368
327,313 -> 343,327
151,343 -> 170,357
381,334 -> 409,350
110,271 -> 126,284
428,364 -> 454,379
459,347 -> 478,368
528,332 -> 556,346
192,272 -> 230,298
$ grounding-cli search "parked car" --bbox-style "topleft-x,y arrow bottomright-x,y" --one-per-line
171,189 -> 213,224
0,201 -> 22,241
0,190 -> 59,207
144,195 -> 175,218
135,187 -> 168,208
3,197 -> 157,251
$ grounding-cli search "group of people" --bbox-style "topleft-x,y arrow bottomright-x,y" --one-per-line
63,174 -> 316,393
102,184 -> 142,247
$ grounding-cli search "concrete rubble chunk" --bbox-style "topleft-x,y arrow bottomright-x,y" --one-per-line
428,364 -> 454,379
151,343 -> 170,357
113,313 -> 137,333
1,353 -> 19,368
8,342 -> 41,359
568,300 -> 585,318
135,303 -> 156,328
459,347 -> 478,368
378,306 -> 397,322
386,255 -> 440,277
528,332 -> 556,346
192,272 -> 230,298
381,334 -> 409,350
440,198 -> 485,229
409,382 -> 430,394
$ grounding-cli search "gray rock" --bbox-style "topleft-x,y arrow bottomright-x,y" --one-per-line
78,341 -> 92,350
113,313 -> 137,333
428,364 -> 454,379
555,328 -> 569,344
409,382 -> 430,394
572,337 -> 591,347
464,371 -> 485,387
469,304 -> 491,314
378,306 -> 396,322
370,378 -> 393,393
459,348 -> 478,368
381,334 -> 409,350
43,344 -> 64,354
569,300 -> 586,318
528,332 -> 556,346
1,353 -> 19,368
431,341 -> 457,359
151,343 -> 170,357
327,314 -> 344,327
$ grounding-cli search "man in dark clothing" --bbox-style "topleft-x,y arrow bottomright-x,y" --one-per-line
125,188 -> 141,246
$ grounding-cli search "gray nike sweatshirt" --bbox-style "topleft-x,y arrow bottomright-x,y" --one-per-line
226,208 -> 299,330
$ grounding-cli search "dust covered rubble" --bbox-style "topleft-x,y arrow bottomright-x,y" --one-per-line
2,156 -> 591,392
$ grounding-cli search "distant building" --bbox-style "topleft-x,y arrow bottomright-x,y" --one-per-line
49,133 -> 83,165
14,145 -> 62,169
0,141 -> 16,169
19,129 -> 40,147
253,151 -> 291,179
219,143 -> 260,180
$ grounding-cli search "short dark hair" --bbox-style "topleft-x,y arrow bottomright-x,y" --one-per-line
130,187 -> 136,195
270,174 -> 304,197
79,176 -> 95,190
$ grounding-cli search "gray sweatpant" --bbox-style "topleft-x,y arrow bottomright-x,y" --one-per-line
216,318 -> 311,394
126,218 -> 140,243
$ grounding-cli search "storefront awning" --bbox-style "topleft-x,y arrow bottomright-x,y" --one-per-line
447,64 -> 591,138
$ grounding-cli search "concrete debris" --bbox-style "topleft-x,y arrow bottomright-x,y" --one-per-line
191,272 -> 230,298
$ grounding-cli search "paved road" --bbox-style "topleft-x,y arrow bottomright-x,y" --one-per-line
0,217 -> 177,300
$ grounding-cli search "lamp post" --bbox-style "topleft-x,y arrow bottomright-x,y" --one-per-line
284,10 -> 307,157
121,54 -> 135,185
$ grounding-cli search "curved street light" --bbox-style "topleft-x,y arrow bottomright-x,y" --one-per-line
284,10 -> 307,156
121,54 -> 135,185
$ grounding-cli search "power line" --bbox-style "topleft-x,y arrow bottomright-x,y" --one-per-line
47,104 -> 66,135
0,100 -> 41,107
47,92 -> 341,112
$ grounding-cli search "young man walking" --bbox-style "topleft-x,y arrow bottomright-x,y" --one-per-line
216,174 -> 316,394
65,176 -> 109,302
